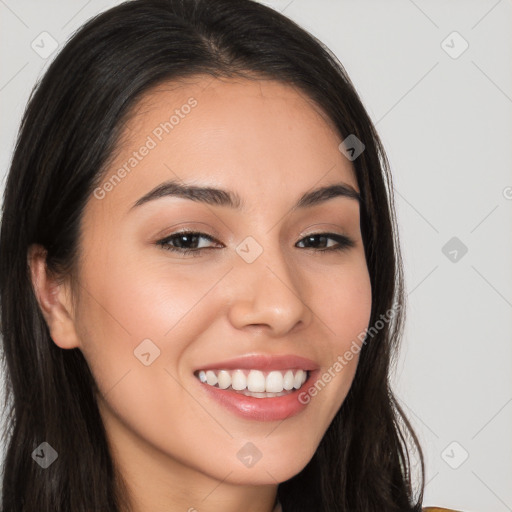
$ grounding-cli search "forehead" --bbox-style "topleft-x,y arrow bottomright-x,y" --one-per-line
131,75 -> 337,130
92,75 -> 358,218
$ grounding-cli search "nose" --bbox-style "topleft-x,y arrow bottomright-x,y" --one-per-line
226,243 -> 313,337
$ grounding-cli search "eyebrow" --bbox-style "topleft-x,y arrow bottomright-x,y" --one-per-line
129,179 -> 361,213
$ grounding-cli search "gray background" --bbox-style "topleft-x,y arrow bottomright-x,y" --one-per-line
1,1 -> 511,510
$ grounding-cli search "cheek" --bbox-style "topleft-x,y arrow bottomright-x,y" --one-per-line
305,258 -> 372,413
316,257 -> 373,348
77,249 -> 216,344
73,246 -> 230,406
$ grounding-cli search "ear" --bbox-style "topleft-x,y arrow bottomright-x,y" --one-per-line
27,243 -> 81,349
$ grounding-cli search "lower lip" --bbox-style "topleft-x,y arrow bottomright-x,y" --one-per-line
196,371 -> 318,422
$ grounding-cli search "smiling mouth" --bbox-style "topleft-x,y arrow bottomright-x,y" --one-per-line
194,368 -> 309,398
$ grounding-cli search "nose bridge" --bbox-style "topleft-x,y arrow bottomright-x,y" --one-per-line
227,233 -> 312,335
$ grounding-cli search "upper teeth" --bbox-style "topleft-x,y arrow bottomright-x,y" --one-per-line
197,369 -> 308,393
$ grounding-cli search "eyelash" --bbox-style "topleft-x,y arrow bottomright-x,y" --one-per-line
156,230 -> 355,257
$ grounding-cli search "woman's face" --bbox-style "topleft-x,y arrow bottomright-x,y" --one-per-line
59,77 -> 371,492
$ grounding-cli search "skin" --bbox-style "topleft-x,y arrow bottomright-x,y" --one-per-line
29,76 -> 372,512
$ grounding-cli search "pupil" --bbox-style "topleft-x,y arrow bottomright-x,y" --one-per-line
183,234 -> 197,247
308,235 -> 324,247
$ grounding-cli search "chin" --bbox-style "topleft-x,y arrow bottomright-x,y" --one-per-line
213,445 -> 316,486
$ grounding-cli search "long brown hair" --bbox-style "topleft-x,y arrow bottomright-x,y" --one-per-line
0,1 -> 424,510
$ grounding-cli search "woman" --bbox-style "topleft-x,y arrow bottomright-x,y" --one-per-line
0,0 -> 450,510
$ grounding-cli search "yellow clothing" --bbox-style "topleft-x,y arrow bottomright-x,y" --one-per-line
423,508 -> 462,512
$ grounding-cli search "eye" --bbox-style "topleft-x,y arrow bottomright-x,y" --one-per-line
295,233 -> 355,252
156,230 -> 223,256
156,230 -> 354,257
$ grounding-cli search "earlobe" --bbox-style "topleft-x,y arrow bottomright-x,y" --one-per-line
27,244 -> 81,350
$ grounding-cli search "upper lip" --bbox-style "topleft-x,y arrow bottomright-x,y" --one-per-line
194,354 -> 320,372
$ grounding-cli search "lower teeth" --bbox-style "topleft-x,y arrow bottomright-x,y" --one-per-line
235,389 -> 291,398
214,386 -> 293,398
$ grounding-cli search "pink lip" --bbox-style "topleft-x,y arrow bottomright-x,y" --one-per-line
194,353 -> 319,372
193,354 -> 320,422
